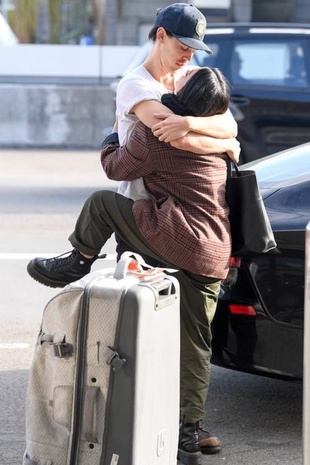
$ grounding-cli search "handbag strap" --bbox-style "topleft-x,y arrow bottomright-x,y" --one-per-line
233,162 -> 240,175
226,156 -> 240,177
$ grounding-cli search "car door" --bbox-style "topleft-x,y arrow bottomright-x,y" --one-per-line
228,36 -> 310,163
198,32 -> 310,164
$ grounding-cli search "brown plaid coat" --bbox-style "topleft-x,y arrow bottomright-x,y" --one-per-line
101,122 -> 231,279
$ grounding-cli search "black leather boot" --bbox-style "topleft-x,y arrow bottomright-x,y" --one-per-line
177,421 -> 202,465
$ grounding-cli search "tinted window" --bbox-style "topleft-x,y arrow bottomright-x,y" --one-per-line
194,43 -> 219,68
229,40 -> 307,87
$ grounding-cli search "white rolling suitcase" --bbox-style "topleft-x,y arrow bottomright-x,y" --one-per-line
23,256 -> 180,465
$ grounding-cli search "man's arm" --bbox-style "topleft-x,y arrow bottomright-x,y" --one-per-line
152,109 -> 237,140
170,133 -> 241,162
132,100 -> 240,162
133,101 -> 237,138
132,99 -> 174,128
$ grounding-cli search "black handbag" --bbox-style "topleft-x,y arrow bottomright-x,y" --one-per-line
226,162 -> 277,256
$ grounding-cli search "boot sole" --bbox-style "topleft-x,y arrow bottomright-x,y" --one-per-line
177,449 -> 202,465
27,262 -> 69,288
201,444 -> 221,454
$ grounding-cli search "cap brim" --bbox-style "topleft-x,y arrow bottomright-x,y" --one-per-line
174,35 -> 213,55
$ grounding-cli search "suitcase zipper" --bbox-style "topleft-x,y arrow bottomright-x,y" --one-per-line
69,282 -> 93,465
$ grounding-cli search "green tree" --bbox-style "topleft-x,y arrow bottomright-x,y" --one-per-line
49,0 -> 60,43
9,0 -> 38,43
8,0 -> 92,44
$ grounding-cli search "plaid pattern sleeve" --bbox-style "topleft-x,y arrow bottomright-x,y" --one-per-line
101,122 -> 231,279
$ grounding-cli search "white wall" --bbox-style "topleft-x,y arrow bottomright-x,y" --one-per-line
0,44 -> 140,79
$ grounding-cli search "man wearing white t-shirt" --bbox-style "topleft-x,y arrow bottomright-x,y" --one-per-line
115,5 -> 239,202
112,3 -> 240,460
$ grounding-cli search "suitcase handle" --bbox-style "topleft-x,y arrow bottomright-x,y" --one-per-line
141,278 -> 179,310
113,256 -> 139,280
82,386 -> 100,443
151,279 -> 173,295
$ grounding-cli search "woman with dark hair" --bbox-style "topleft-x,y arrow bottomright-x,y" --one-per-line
27,67 -> 233,465
163,66 -> 230,117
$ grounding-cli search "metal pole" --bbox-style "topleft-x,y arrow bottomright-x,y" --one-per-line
303,221 -> 310,465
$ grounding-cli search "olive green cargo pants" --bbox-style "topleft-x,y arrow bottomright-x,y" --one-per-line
69,190 -> 221,422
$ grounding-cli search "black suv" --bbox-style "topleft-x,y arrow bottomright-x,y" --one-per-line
114,23 -> 310,164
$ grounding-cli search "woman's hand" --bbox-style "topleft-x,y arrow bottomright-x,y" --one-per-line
152,113 -> 190,142
225,138 -> 241,163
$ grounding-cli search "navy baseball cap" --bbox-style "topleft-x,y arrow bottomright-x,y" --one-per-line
155,3 -> 212,54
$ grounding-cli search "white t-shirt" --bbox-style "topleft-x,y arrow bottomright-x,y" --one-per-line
116,64 -> 170,200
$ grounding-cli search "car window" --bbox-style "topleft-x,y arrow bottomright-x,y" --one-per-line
230,40 -> 307,87
193,44 -> 219,68
123,41 -> 218,74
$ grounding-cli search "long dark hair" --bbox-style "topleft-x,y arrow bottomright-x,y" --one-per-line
162,67 -> 230,117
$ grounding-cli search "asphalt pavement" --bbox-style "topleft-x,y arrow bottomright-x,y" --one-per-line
0,149 -> 303,465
